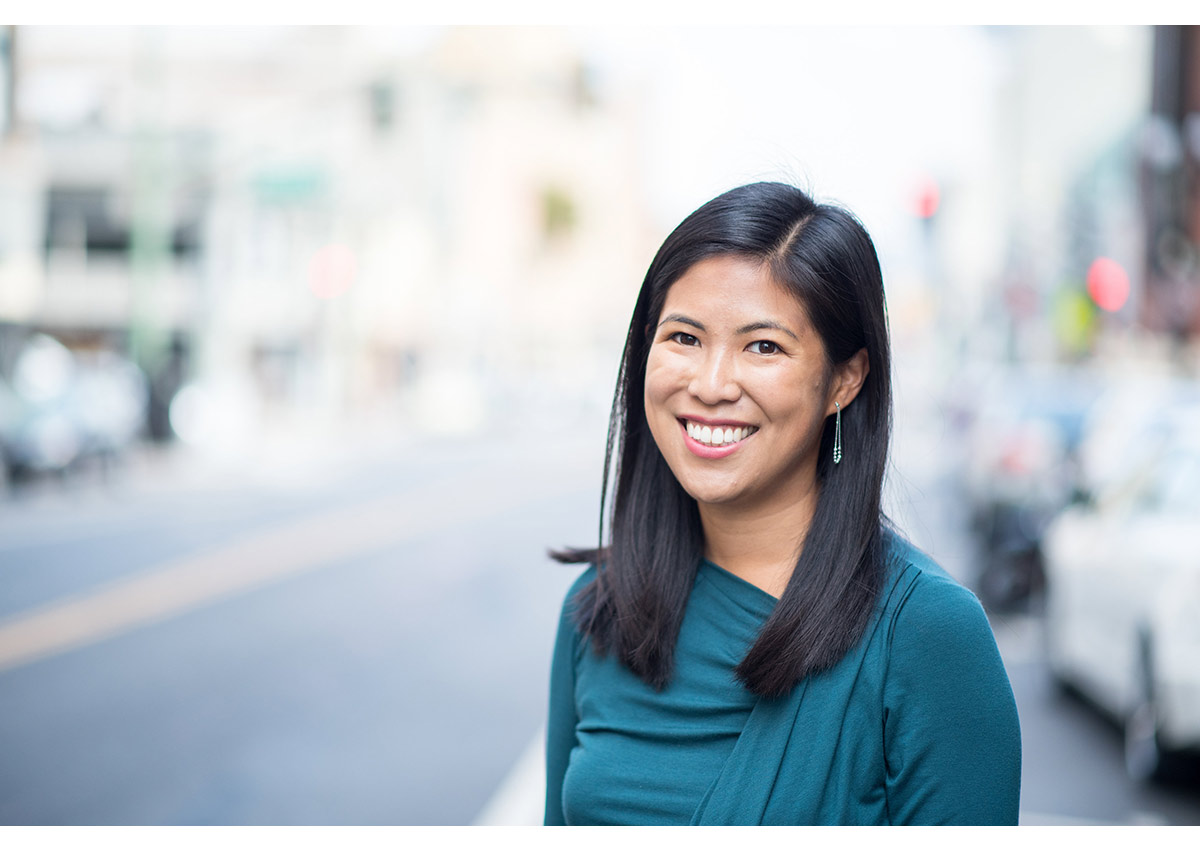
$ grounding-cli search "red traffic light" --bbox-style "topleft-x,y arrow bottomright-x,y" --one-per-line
912,178 -> 940,219
1085,257 -> 1130,312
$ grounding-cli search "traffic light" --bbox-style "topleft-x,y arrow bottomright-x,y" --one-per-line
1085,257 -> 1130,312
912,177 -> 940,220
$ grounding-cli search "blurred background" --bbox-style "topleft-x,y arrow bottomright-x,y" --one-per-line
0,25 -> 1198,825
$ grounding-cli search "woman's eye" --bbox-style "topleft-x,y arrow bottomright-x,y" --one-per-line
750,340 -> 779,355
670,331 -> 699,346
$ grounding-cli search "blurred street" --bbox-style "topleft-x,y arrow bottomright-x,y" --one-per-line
0,417 -> 600,825
2,23 -> 1200,829
1,409 -> 1197,825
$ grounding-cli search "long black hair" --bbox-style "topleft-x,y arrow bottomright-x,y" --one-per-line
553,181 -> 893,699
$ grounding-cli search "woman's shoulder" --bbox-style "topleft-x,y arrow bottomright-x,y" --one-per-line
555,563 -> 599,639
562,564 -> 598,608
550,565 -> 598,674
874,531 -> 1007,687
879,529 -> 992,643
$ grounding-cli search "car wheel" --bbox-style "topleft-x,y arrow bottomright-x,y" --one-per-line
1124,638 -> 1186,784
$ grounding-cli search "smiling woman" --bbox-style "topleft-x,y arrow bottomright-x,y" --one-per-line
644,255 -> 869,597
545,182 -> 1021,826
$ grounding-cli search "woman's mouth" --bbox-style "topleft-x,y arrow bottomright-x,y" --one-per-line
684,420 -> 759,446
679,419 -> 759,456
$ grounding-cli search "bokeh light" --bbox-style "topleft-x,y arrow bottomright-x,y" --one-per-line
1086,256 -> 1131,312
912,176 -> 940,219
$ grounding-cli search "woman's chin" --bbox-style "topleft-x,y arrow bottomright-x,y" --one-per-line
678,479 -> 748,508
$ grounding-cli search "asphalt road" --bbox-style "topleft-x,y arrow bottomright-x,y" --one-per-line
0,418 -> 1197,825
0,424 -> 595,825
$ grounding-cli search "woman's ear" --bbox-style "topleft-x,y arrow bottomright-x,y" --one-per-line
829,348 -> 869,414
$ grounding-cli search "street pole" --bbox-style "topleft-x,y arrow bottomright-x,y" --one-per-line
129,28 -> 170,378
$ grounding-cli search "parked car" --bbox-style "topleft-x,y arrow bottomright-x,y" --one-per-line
1042,393 -> 1200,783
0,334 -> 148,484
73,349 -> 150,462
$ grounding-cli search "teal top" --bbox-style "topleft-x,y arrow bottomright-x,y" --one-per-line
544,534 -> 1022,825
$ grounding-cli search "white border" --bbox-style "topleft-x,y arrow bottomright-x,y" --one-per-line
3,2 -> 1196,26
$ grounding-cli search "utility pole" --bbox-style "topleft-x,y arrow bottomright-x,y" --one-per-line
129,28 -> 171,375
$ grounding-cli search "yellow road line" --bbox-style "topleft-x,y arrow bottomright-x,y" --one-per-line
0,462 -> 587,673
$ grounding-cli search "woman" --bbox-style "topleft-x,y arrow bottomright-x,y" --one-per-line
545,182 -> 1021,825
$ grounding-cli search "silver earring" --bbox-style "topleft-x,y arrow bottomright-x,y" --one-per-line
833,402 -> 842,465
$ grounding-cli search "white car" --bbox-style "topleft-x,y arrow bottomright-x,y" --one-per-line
1042,398 -> 1200,783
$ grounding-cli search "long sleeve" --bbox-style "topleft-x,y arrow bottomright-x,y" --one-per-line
882,573 -> 1022,825
544,569 -> 590,825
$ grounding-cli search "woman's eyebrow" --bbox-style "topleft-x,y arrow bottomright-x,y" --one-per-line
735,320 -> 799,341
657,313 -> 705,330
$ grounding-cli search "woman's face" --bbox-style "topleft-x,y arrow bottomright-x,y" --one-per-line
643,254 -> 842,513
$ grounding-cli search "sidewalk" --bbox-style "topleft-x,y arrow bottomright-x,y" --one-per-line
473,732 -> 545,826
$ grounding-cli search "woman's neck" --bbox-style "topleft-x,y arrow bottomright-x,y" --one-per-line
698,484 -> 820,599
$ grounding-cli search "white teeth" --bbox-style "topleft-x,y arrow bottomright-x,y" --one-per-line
686,421 -> 757,447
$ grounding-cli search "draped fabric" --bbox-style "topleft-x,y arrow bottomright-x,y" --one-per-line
545,533 -> 1022,826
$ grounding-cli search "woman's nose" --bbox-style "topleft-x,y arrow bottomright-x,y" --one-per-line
687,351 -> 741,405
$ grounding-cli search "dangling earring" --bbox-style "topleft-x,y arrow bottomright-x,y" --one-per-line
833,402 -> 843,465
